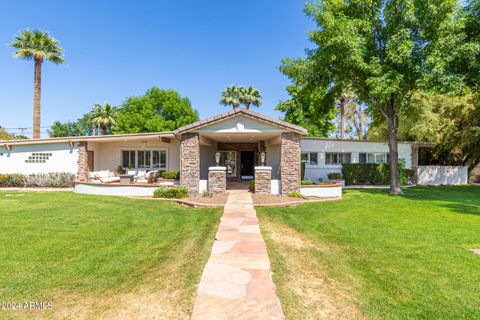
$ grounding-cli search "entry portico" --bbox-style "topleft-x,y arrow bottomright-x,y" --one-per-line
174,108 -> 307,194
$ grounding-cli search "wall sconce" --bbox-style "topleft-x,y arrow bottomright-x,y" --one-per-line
260,151 -> 266,166
215,151 -> 221,166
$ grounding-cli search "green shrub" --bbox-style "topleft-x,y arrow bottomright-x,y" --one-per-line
342,162 -> 412,185
249,180 -> 255,192
0,174 -> 27,187
26,173 -> 75,187
153,186 -> 188,198
301,179 -> 313,185
327,172 -> 343,180
202,191 -> 213,198
161,170 -> 180,179
288,191 -> 308,199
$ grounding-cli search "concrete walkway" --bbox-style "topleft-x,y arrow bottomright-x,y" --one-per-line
191,190 -> 284,320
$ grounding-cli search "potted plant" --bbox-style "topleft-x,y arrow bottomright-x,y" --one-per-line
327,172 -> 345,187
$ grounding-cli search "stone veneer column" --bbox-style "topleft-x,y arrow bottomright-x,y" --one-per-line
180,133 -> 200,195
255,166 -> 272,194
76,141 -> 89,182
208,167 -> 227,194
280,132 -> 301,194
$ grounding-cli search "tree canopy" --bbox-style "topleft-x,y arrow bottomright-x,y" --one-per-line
279,0 -> 478,194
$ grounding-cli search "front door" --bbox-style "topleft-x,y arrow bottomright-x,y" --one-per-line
241,151 -> 254,179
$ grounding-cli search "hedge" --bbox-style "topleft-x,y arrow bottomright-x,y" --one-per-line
0,173 -> 75,188
342,164 -> 414,185
153,186 -> 188,198
161,170 -> 180,179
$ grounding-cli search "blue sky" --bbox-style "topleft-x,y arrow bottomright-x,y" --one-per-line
0,1 -> 314,137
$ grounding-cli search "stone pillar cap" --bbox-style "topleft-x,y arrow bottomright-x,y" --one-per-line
209,166 -> 227,171
255,166 -> 272,171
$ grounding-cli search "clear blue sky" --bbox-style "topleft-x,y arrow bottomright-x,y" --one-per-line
0,1 -> 314,137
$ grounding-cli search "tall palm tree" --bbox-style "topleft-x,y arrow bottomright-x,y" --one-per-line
219,86 -> 241,110
91,103 -> 117,135
239,86 -> 262,110
9,30 -> 66,139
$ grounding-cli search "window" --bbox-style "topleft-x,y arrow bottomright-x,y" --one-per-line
359,152 -> 389,164
122,150 -> 166,170
219,151 -> 236,177
301,152 -> 318,165
325,152 -> 351,165
25,152 -> 52,164
122,151 -> 136,168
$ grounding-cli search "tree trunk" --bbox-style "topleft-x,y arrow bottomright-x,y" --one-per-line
245,101 -> 250,110
339,97 -> 345,139
33,58 -> 43,139
386,99 -> 402,195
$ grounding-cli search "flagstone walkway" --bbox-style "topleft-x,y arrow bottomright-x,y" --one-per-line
191,190 -> 285,320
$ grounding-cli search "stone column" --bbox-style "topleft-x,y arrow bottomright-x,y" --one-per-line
280,132 -> 301,194
180,133 -> 200,195
77,141 -> 89,182
255,166 -> 272,194
208,166 -> 227,194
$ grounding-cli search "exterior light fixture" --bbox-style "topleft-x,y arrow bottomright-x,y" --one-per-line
215,151 -> 221,166
260,151 -> 266,166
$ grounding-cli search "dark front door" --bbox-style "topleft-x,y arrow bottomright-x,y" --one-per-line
241,151 -> 255,178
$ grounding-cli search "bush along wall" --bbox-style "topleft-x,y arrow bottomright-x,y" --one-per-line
342,163 -> 414,185
0,173 -> 76,188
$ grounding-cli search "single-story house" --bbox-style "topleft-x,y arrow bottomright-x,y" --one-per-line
0,108 -> 421,194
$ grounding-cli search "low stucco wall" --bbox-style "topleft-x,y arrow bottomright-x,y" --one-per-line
74,182 -> 161,196
417,166 -> 468,185
300,184 -> 342,198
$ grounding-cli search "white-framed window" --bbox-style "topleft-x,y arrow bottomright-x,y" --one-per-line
218,151 -> 237,177
325,152 -> 351,165
359,152 -> 389,164
121,150 -> 167,170
301,152 -> 318,165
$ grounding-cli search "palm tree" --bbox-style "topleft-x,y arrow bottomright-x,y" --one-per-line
91,103 -> 117,135
219,86 -> 241,110
9,30 -> 66,139
239,86 -> 262,110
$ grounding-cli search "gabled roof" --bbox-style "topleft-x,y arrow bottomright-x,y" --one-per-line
173,108 -> 308,135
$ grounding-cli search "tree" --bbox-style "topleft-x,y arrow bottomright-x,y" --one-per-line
239,86 -> 262,110
91,103 -> 117,135
334,98 -> 369,140
113,87 -> 199,134
0,127 -> 12,140
463,0 -> 480,89
277,58 -> 336,137
285,0 -> 475,194
9,30 -> 66,139
219,86 -> 241,110
48,113 -> 93,137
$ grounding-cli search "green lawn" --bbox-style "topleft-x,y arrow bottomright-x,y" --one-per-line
0,191 -> 221,319
257,186 -> 480,320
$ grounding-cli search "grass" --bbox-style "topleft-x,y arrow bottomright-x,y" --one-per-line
257,186 -> 480,320
0,191 -> 221,319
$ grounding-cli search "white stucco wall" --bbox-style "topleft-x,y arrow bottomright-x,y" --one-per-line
0,143 -> 79,174
300,139 -> 413,182
200,145 -> 217,180
417,166 -> 468,185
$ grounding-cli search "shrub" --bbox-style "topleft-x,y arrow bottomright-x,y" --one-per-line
249,180 -> 255,192
327,172 -> 343,180
288,191 -> 308,199
301,179 -> 313,185
26,173 -> 75,187
202,191 -> 213,198
153,186 -> 188,198
342,163 -> 412,185
0,174 -> 27,187
162,170 -> 180,179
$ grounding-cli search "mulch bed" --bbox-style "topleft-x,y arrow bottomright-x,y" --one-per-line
182,193 -> 229,206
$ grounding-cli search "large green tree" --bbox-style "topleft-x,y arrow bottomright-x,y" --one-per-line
464,0 -> 480,88
91,103 -> 117,135
239,86 -> 262,110
48,113 -> 93,137
219,86 -> 241,110
283,0 -> 476,194
113,87 -> 199,134
9,30 -> 66,139
0,126 -> 12,140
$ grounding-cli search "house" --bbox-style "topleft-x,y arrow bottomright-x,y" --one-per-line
0,108 -> 419,194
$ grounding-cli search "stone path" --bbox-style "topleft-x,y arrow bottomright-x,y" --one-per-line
191,190 -> 285,320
